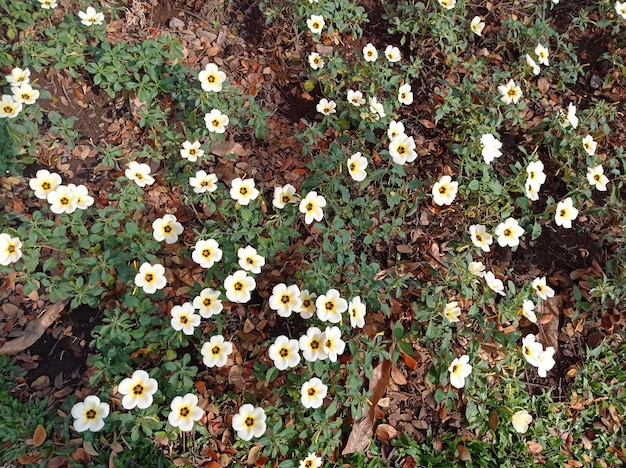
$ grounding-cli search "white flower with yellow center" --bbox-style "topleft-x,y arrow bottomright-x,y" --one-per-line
224,270 -> 256,303
443,301 -> 461,323
384,45 -> 401,62
230,177 -> 260,205
511,410 -> 533,434
560,102 -> 578,128
587,165 -> 608,191
193,288 -> 223,318
307,15 -> 325,34
300,377 -> 328,409
297,290 -> 317,319
315,288 -> 347,323
469,224 -> 493,252
398,83 -> 413,105
134,262 -> 167,294
168,393 -> 203,432
432,175 -> 458,206
480,133 -> 502,164
537,346 -> 556,377
189,170 -> 218,194
531,276 -> 555,301
520,299 -> 537,323
5,67 -> 30,86
582,135 -> 597,156
368,96 -> 385,118
299,191 -> 326,224
268,335 -> 300,370
192,238 -> 222,269
272,183 -> 297,209
47,185 -> 78,214
554,197 -> 578,229
616,1 -> 626,20
29,169 -> 62,200
118,370 -> 158,410
448,355 -> 471,388
171,302 -> 200,335
363,43 -> 378,62
316,98 -> 336,116
71,395 -> 109,432
308,52 -> 324,70
198,63 -> 226,92
0,233 -> 22,266
439,0 -> 456,9
38,0 -> 58,8
237,245 -> 265,274
470,16 -> 485,36
526,54 -> 540,75
468,261 -> 485,278
347,89 -> 366,107
348,296 -> 366,328
152,214 -> 184,244
525,180 -> 540,201
299,453 -> 323,468
497,79 -> 523,105
494,217 -> 524,248
299,327 -> 328,362
269,283 -> 303,317
389,134 -> 417,165
68,184 -> 94,210
322,326 -> 345,362
521,334 -> 543,367
347,152 -> 368,182
204,108 -> 229,133
180,140 -> 204,163
534,43 -> 549,66
232,404 -> 266,441
484,271 -> 505,296
201,335 -> 233,368
0,94 -> 23,118
387,120 -> 405,140
11,83 -> 39,105
526,160 -> 546,189
125,161 -> 155,187
78,6 -> 105,26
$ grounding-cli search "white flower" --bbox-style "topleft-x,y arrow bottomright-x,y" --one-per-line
168,394 -> 203,432
347,152 -> 368,182
347,89 -> 366,106
68,184 -> 94,210
387,120 -> 405,140
521,334 -> 543,367
71,396 -> 109,432
193,288 -> 223,318
29,169 -> 62,200
526,160 -> 546,188
322,326 -> 345,362
432,175 -> 458,206
470,16 -> 485,36
398,83 -> 413,105
389,134 -> 417,165
268,335 -> 301,370
47,185 -> 78,214
363,43 -> 378,62
152,214 -> 184,244
587,165 -> 608,191
616,1 -> 626,20
560,102 -> 578,129
297,290 -> 317,319
511,410 -> 533,434
180,141 -> 204,162
125,161 -> 155,187
497,79 -> 523,105
11,83 -> 39,105
582,135 -> 597,156
0,95 -> 22,118
307,15 -> 325,34
229,177 -> 259,205
384,45 -> 401,62
526,54 -> 540,75
316,289 -> 347,323
532,276 -> 555,301
495,217 -> 524,248
555,197 -> 578,229
308,52 -> 324,70
269,283 -> 303,317
171,302 -> 200,335
348,296 -> 366,328
189,170 -> 218,194
443,301 -> 461,323
469,224 -> 493,252
535,43 -> 549,66
5,67 -> 30,86
299,453 -> 323,468
484,271 -> 505,296
204,109 -> 229,133
198,63 -> 226,92
299,191 -> 326,224
468,261 -> 485,277
238,245 -> 265,274
300,378 -> 328,409
118,370 -> 158,410
224,270 -> 256,303
480,133 -> 502,164
525,180 -> 540,201
537,346 -> 556,377
201,335 -> 233,368
78,6 -> 105,26
299,327 -> 328,362
0,233 -> 22,266
273,184 -> 297,209
448,355 -> 471,389
134,262 -> 167,294
232,404 -> 266,441
438,0 -> 456,9
521,299 -> 537,323
368,96 -> 385,118
316,98 -> 336,116
192,239 -> 223,269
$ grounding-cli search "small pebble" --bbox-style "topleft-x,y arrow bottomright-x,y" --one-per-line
168,17 -> 185,28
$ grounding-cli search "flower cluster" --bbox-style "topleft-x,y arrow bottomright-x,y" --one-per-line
1,67 -> 40,119
521,334 -> 556,377
29,170 -> 94,214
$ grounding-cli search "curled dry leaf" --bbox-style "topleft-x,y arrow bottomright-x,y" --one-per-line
32,424 -> 46,447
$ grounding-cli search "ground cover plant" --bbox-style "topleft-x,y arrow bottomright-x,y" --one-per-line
0,0 -> 626,466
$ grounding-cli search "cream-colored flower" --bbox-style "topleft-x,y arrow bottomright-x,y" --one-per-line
29,169 -> 62,200
189,170 -> 218,193
272,184 -> 297,209
448,355 -> 471,388
347,89 -> 366,107
71,396 -> 109,432
238,245 -> 265,274
297,290 -> 317,319
484,271 -> 505,296
47,185 -> 78,214
582,135 -> 597,156
470,16 -> 485,36
125,161 -> 155,187
554,197 -> 578,229
438,0 -> 456,9
180,140 -> 204,162
587,165 -> 608,191
389,134 -> 417,165
78,6 -> 105,26
198,63 -> 226,92
316,289 -> 347,323
468,261 -> 485,277
347,152 -> 368,182
152,214 -> 184,244
432,175 -> 458,206
299,191 -> 326,224
384,45 -> 401,62
368,96 -> 385,118
300,377 -> 328,409
398,83 -> 413,105
616,1 -> 626,20
299,327 -> 328,362
316,98 -> 336,116
229,177 -> 259,205
204,109 -> 229,133
497,79 -> 522,105
0,95 -> 22,118
521,334 -> 543,367
201,335 -> 233,368
526,160 -> 546,189
299,453 -> 323,468
494,217 -> 524,248
193,288 -> 223,318
307,15 -> 325,34
526,54 -> 540,75
11,83 -> 39,104
387,120 -> 405,140
535,43 -> 549,66
443,301 -> 461,323
118,370 -> 158,410
5,67 -> 30,86
322,326 -> 345,362
469,224 -> 493,252
269,283 -> 303,317
0,233 -> 22,266
511,410 -> 533,434
134,262 -> 167,294
224,270 -> 256,303
531,276 -> 555,301
363,43 -> 378,62
168,394 -> 203,432
268,335 -> 300,370
192,239 -> 222,269
308,52 -> 324,70
520,299 -> 537,323
480,133 -> 502,164
171,302 -> 200,335
560,103 -> 578,128
232,404 -> 266,440
348,296 -> 366,328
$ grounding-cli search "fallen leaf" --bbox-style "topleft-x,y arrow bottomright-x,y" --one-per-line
210,140 -> 251,158
457,444 -> 472,462
538,295 -> 562,351
401,352 -> 417,371
247,444 -> 263,465
391,367 -> 407,385
375,423 -> 398,443
32,424 -> 46,447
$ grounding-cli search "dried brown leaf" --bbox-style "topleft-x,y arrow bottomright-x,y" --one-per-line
375,423 -> 398,443
391,367 -> 407,385
457,444 -> 472,462
33,424 -> 46,447
538,296 -> 561,351
210,140 -> 251,158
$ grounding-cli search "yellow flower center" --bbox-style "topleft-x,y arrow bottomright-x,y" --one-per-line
308,387 -> 317,396
85,409 -> 97,419
234,281 -> 243,291
245,416 -> 255,427
145,273 -> 154,283
212,345 -> 221,355
133,384 -> 144,395
279,347 -> 289,357
203,297 -> 212,307
179,406 -> 190,417
281,294 -> 291,304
